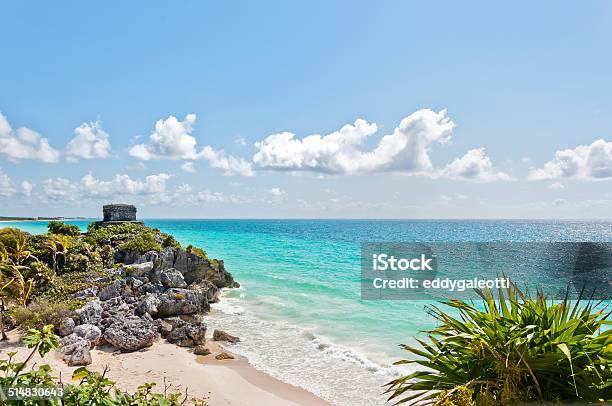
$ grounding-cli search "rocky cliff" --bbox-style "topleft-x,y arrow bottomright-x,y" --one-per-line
57,224 -> 239,366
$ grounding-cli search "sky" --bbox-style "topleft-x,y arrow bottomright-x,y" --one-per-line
1,1 -> 612,219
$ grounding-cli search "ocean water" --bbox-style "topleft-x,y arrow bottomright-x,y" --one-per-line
4,219 -> 612,405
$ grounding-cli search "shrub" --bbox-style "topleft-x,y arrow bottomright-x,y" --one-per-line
162,233 -> 181,248
385,284 -> 612,405
47,220 -> 81,236
61,240 -> 103,274
86,222 -> 154,246
0,228 -> 31,263
186,244 -> 207,259
98,243 -> 115,267
0,326 -> 206,405
10,299 -> 74,331
64,253 -> 91,273
120,233 -> 161,255
26,261 -> 55,292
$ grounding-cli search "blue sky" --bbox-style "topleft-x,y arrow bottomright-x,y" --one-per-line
1,1 -> 611,218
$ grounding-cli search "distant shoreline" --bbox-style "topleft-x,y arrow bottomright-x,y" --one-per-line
0,217 -> 87,222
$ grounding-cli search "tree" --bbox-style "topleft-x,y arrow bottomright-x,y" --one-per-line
0,243 -> 9,341
47,220 -> 80,237
0,229 -> 36,307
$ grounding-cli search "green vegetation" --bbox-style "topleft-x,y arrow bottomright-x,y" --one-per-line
385,284 -> 611,405
47,221 -> 81,237
119,233 -> 161,255
186,244 -> 207,259
10,299 -> 74,331
163,233 -> 181,249
0,222 -> 207,334
0,326 -> 205,405
0,220 -> 215,404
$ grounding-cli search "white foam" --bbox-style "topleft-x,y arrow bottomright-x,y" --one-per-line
209,290 -> 407,406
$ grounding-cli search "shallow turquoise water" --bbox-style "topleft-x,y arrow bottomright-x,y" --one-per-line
4,219 -> 612,405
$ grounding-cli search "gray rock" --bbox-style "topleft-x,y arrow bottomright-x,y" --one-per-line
73,287 -> 98,299
189,323 -> 207,345
101,296 -> 124,310
188,281 -> 219,303
213,329 -> 240,343
137,282 -> 164,295
160,268 -> 187,288
153,319 -> 174,338
78,301 -> 103,325
58,317 -> 75,337
166,326 -> 194,347
137,294 -> 160,317
74,324 -> 102,347
99,317 -> 113,328
103,316 -> 157,352
128,277 -> 144,291
179,313 -> 204,325
157,288 -> 209,317
166,322 -> 206,347
173,249 -> 235,288
60,333 -> 82,347
139,247 -> 235,289
98,280 -> 125,301
60,335 -> 92,366
122,261 -> 154,278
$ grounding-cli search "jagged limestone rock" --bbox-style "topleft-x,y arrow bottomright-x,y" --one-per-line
160,268 -> 187,288
60,335 -> 92,366
103,316 -> 157,352
73,324 -> 102,347
77,301 -> 103,325
58,317 -> 75,337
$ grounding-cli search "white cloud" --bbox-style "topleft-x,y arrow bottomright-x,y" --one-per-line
252,109 -> 455,174
129,113 -> 252,176
548,181 -> 565,190
43,172 -> 172,201
43,178 -> 79,201
0,112 -> 60,163
181,162 -> 196,173
66,120 -> 111,161
199,146 -> 253,176
234,137 -> 247,146
441,148 -> 513,182
0,168 -> 16,197
270,187 -> 285,196
129,114 -> 198,160
20,181 -> 33,197
196,190 -> 225,202
528,139 -> 612,180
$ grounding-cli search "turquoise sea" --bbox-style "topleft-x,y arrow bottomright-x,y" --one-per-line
4,219 -> 612,405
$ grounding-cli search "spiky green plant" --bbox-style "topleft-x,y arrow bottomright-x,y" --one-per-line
386,284 -> 611,405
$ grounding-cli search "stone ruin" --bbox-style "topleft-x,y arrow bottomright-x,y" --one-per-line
98,204 -> 143,225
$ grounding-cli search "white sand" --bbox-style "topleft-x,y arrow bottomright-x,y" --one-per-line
1,331 -> 329,406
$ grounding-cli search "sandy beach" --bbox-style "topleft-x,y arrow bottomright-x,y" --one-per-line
1,331 -> 329,406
